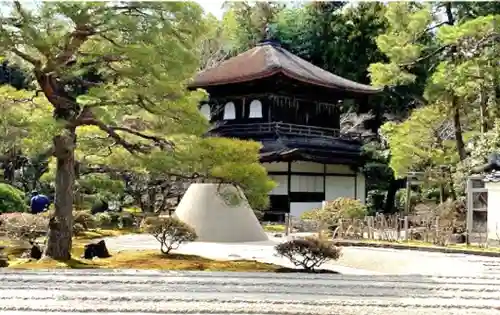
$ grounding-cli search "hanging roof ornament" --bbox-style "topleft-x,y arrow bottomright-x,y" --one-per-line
264,23 -> 271,40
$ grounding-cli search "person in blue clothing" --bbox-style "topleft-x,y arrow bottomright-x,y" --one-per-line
30,191 -> 50,214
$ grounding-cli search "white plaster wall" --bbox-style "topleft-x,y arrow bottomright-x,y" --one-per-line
485,183 -> 500,242
290,202 -> 323,218
264,162 -> 288,172
265,162 -> 356,175
356,173 -> 366,204
325,176 -> 355,201
290,161 -> 324,173
264,162 -> 366,205
269,175 -> 288,195
326,164 -> 355,174
290,175 -> 323,192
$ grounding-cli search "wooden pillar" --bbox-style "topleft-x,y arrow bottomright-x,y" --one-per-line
354,170 -> 358,200
466,177 -> 473,245
287,161 -> 292,222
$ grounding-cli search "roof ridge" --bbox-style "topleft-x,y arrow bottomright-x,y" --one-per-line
189,42 -> 382,95
264,44 -> 282,70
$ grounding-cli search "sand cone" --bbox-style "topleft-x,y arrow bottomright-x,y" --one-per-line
174,183 -> 269,243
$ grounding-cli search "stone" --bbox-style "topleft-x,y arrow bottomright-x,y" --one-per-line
82,240 -> 111,259
29,243 -> 43,260
0,246 -> 7,267
450,233 -> 467,244
91,200 -> 109,215
20,251 -> 31,259
411,231 -> 423,240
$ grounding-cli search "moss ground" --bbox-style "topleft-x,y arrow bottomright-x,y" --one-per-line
339,239 -> 500,253
2,228 -> 282,272
262,224 -> 286,233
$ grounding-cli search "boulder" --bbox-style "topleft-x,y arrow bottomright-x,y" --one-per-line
0,246 -> 7,267
410,231 -> 423,240
29,243 -> 43,260
82,240 -> 111,259
450,233 -> 467,244
91,200 -> 109,215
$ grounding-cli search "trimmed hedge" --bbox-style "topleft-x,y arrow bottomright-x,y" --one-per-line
0,183 -> 26,213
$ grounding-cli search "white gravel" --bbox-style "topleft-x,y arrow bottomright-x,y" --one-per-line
1,270 -> 500,314
2,233 -> 500,314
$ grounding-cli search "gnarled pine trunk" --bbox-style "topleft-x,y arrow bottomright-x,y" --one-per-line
43,132 -> 76,260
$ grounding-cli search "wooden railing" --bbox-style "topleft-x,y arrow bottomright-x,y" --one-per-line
208,122 -> 362,141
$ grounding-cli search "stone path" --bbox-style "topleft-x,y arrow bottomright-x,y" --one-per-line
1,269 -> 500,314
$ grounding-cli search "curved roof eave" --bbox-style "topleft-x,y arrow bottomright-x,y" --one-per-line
188,69 -> 382,95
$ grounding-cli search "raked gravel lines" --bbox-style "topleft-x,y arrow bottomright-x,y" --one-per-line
1,269 -> 500,315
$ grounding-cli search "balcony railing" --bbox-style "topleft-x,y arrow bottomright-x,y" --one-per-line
208,122 -> 362,141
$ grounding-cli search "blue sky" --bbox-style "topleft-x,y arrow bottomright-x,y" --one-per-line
0,1 -> 227,19
196,0 -> 226,19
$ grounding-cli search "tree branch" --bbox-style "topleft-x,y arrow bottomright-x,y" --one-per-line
398,44 -> 451,68
100,34 -> 124,48
410,21 -> 449,44
11,48 -> 42,68
77,54 -> 127,68
84,118 -> 148,154
47,25 -> 96,72
111,126 -> 174,150
81,116 -> 174,154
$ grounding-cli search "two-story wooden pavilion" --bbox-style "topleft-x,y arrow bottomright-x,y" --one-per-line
188,38 -> 382,221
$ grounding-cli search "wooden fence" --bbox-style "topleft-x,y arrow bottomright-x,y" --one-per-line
291,213 -> 479,246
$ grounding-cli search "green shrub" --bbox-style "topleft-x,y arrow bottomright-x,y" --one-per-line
263,224 -> 285,232
275,237 -> 341,271
142,216 -> 197,254
123,207 -> 142,214
395,189 -> 421,212
0,183 -> 26,213
108,211 -> 121,226
1,213 -> 48,243
93,212 -> 112,228
301,197 -> 368,227
366,190 -> 385,214
73,210 -> 96,230
73,223 -> 85,236
119,212 -> 136,228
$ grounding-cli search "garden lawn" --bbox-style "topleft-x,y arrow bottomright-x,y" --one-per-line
262,224 -> 286,233
76,228 -> 141,240
337,239 -> 500,253
8,249 -> 281,271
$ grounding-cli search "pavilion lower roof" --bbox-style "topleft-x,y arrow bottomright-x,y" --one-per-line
258,138 -> 364,166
